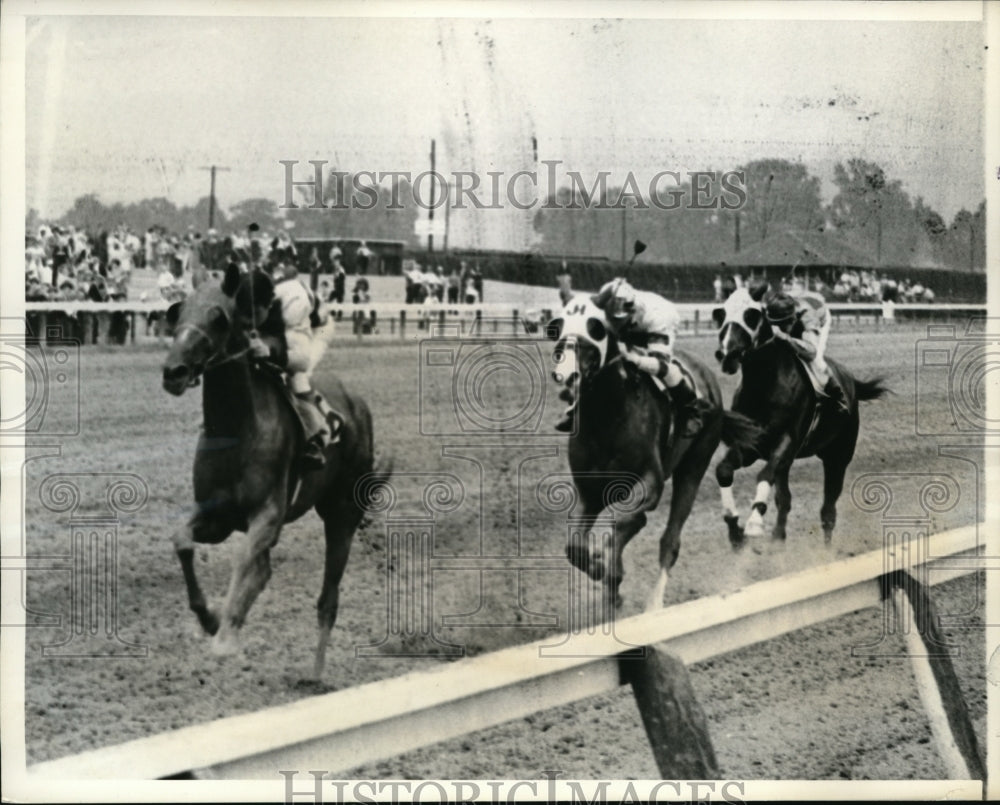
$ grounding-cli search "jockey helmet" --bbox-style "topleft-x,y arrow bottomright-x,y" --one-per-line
610,280 -> 637,319
765,292 -> 797,324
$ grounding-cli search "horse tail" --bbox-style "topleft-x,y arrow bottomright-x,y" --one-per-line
854,375 -> 890,402
721,410 -> 763,452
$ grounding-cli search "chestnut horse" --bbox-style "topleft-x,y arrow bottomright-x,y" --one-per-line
162,265 -> 389,679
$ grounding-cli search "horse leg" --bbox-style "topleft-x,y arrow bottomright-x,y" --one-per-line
646,443 -> 714,612
172,516 -> 230,636
715,446 -> 745,550
313,507 -> 360,681
601,471 -> 663,608
565,499 -> 602,579
212,504 -> 283,656
744,434 -> 795,540
818,433 -> 857,543
771,463 -> 792,542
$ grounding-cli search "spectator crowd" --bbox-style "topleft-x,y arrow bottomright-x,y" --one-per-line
711,269 -> 935,305
402,260 -> 484,305
25,223 -> 228,303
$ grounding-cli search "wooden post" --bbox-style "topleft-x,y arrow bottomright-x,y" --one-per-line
883,571 -> 985,781
694,308 -> 700,336
620,644 -> 719,779
400,310 -> 406,340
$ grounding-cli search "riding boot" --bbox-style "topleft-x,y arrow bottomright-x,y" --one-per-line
668,381 -> 710,438
824,377 -> 850,414
295,391 -> 328,470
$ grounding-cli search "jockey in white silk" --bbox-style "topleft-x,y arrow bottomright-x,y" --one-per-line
764,289 -> 849,413
555,279 -> 710,437
250,262 -> 335,468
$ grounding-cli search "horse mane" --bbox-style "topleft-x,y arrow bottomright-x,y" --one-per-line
228,269 -> 289,366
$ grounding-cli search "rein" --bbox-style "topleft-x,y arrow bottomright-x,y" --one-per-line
174,305 -> 255,374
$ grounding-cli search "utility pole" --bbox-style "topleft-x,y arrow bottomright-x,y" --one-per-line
444,182 -> 451,257
199,165 -> 230,229
734,210 -> 741,253
621,201 -> 627,262
428,139 -> 436,256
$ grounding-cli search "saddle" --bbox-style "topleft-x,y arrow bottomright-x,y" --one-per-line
647,355 -> 704,400
795,355 -> 828,398
255,362 -> 344,453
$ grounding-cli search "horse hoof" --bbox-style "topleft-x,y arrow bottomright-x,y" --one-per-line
744,522 -> 765,540
197,609 -> 220,636
210,631 -> 240,657
724,515 -> 746,550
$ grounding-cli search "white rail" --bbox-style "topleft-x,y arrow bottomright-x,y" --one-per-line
26,524 -> 983,780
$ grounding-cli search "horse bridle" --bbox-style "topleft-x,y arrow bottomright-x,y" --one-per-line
174,303 -> 255,374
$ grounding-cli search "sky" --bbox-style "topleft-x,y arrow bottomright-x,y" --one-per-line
23,9 -> 987,249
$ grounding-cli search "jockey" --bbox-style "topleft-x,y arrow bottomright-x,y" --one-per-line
764,290 -> 849,413
555,278 -> 711,437
249,261 -> 335,468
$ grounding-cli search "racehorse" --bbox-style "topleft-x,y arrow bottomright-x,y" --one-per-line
547,296 -> 761,611
712,286 -> 887,547
162,264 -> 389,680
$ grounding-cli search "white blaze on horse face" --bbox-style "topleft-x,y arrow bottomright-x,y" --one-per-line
720,287 -> 762,339
720,323 -> 742,361
551,294 -> 609,391
553,341 -> 578,385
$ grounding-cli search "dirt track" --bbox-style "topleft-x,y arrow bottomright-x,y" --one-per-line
22,327 -> 986,780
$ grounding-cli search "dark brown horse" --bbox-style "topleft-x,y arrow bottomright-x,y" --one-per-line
712,286 -> 887,547
162,265 -> 388,679
548,296 -> 760,611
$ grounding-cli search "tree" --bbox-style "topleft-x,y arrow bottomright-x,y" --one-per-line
829,159 -> 924,266
26,207 -> 42,236
61,193 -> 114,233
945,202 -> 985,271
734,159 -> 823,247
226,198 -> 284,237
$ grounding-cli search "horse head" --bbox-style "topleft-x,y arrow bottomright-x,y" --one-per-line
712,283 -> 769,375
546,294 -> 615,402
161,264 -> 275,395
